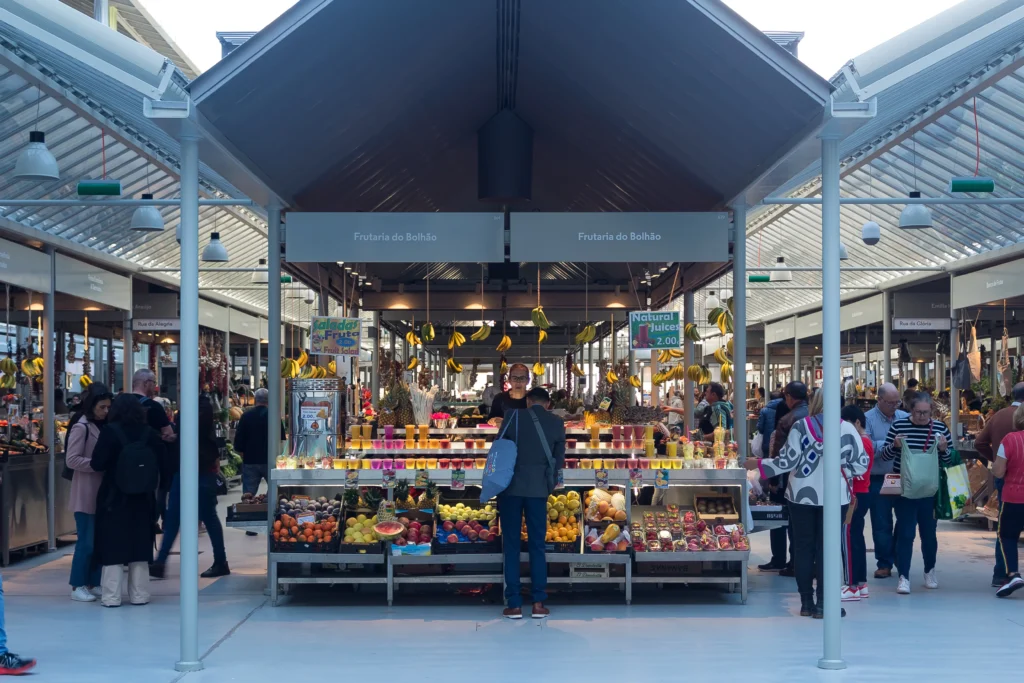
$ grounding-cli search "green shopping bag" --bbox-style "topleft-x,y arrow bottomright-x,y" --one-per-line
936,468 -> 953,520
900,431 -> 940,500
935,449 -> 968,520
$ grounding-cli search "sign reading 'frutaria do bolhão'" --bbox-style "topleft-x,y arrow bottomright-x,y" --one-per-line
310,317 -> 361,356
629,311 -> 680,350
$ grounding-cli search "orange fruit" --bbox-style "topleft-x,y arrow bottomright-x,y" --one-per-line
289,537 -> 297,543
273,520 -> 282,531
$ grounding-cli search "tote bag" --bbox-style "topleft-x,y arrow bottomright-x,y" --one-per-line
951,329 -> 973,390
967,324 -> 982,382
480,411 -> 519,503
900,423 -> 940,500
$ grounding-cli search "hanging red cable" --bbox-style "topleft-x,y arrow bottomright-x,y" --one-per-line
973,97 -> 981,177
101,128 -> 106,179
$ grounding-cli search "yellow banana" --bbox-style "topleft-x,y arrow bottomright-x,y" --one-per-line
79,375 -> 92,389
499,361 -> 508,375
606,370 -> 618,384
421,323 -> 435,342
448,330 -> 466,350
668,349 -> 684,359
571,364 -> 585,377
684,323 -> 701,342
721,362 -> 733,383
532,362 -> 545,376
657,350 -> 671,363
496,335 -> 512,352
0,358 -> 14,375
327,359 -> 337,375
538,329 -> 547,344
296,350 -> 308,368
629,375 -> 642,388
407,357 -> 419,370
727,337 -> 734,357
446,358 -> 463,374
575,324 -> 596,345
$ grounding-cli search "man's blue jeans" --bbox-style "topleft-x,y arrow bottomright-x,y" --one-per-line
995,477 -> 1006,580
869,476 -> 897,570
69,512 -> 101,588
242,464 -> 269,497
498,494 -> 547,608
156,473 -> 227,566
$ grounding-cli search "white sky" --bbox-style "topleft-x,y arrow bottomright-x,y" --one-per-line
140,0 -> 966,77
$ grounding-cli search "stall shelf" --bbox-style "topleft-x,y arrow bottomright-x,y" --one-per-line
388,553 -> 503,606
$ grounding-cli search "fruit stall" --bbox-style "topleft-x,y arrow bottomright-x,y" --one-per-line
256,425 -> 750,606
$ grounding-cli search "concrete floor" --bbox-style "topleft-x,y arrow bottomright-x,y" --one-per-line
4,489 -> 1019,682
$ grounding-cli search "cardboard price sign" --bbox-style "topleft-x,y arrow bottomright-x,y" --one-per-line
629,311 -> 680,350
310,316 -> 361,356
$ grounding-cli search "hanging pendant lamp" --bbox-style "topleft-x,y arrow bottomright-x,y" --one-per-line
14,131 -> 59,182
769,256 -> 792,282
251,258 -> 269,284
130,194 -> 164,232
201,232 -> 229,262
899,191 -> 933,229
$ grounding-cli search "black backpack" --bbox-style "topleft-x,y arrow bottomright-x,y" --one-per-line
113,425 -> 159,495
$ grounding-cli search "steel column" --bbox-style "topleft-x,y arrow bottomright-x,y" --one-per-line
732,202 -> 747,463
793,316 -> 800,385
175,126 -> 202,673
266,205 -> 283,604
44,247 -> 55,550
882,294 -> 892,386
819,134 -> 845,670
684,290 -> 694,433
950,274 -> 959,441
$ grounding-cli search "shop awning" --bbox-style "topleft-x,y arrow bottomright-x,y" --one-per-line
189,0 -> 832,213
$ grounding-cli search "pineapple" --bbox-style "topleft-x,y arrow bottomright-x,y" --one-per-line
417,481 -> 439,510
391,381 -> 415,427
343,487 -> 359,512
610,361 -> 634,425
395,480 -> 416,510
361,487 -> 382,512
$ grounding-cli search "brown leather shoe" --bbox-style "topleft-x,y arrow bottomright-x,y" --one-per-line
503,607 -> 522,619
874,568 -> 892,579
531,602 -> 550,619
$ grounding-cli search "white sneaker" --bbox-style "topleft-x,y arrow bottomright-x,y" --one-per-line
71,586 -> 97,602
89,587 -> 102,597
924,570 -> 938,589
841,586 -> 861,602
897,576 -> 911,594
858,584 -> 870,599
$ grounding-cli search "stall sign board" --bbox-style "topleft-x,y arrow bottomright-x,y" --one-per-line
510,212 -> 729,262
0,239 -> 51,293
55,255 -> 130,309
840,295 -> 884,332
198,299 -> 229,332
892,318 -> 952,331
629,310 -> 680,350
133,292 -> 177,318
952,261 -> 1024,309
796,311 -> 823,340
285,213 -> 505,263
134,318 -> 180,331
310,316 -> 361,356
893,292 -> 950,319
764,318 -> 795,343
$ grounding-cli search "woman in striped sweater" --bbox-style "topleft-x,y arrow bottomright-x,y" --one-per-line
880,392 -> 953,595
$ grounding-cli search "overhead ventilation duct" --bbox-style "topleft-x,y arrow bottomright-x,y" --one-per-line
477,109 -> 533,202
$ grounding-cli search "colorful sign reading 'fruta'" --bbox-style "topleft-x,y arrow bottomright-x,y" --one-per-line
629,311 -> 680,350
310,317 -> 361,356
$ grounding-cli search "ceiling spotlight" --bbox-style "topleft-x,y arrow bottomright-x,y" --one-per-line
303,288 -> 315,304
899,191 -> 933,229
705,290 -> 720,309
839,242 -> 849,260
251,258 -> 269,284
201,232 -> 228,262
130,194 -> 164,232
14,131 -> 59,182
769,255 -> 792,282
862,221 -> 880,245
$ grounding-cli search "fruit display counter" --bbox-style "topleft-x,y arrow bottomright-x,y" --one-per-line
267,462 -> 748,605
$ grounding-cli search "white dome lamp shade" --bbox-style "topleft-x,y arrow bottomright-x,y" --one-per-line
130,194 -> 164,232
705,290 -> 720,309
14,131 -> 59,182
839,242 -> 849,260
251,258 -> 269,284
303,288 -> 316,304
899,191 -> 933,229
769,256 -> 792,282
861,221 -> 881,245
201,232 -> 229,262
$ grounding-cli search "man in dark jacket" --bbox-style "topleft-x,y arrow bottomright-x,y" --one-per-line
234,389 -> 285,534
758,381 -> 808,575
498,387 -> 565,620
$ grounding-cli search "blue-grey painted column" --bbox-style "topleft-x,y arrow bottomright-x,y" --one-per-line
266,204 -> 283,603
44,246 -> 55,550
732,203 -> 747,463
882,293 -> 892,385
950,274 -> 959,441
819,133 -> 845,670
793,316 -> 800,384
683,290 -> 694,433
175,123 -> 202,673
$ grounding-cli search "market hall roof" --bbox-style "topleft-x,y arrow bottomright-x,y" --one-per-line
188,0 -> 834,214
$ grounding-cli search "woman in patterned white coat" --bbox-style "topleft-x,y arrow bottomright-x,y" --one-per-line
746,390 -> 869,617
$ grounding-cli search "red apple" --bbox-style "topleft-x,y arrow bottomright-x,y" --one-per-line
442,521 -> 454,532
604,542 -> 617,553
478,529 -> 490,542
409,521 -> 421,531
446,534 -> 459,544
455,521 -> 466,532
590,542 -> 604,552
420,525 -> 432,536
398,517 -> 410,526
394,537 -> 407,546
466,530 -> 478,541
419,534 -> 431,544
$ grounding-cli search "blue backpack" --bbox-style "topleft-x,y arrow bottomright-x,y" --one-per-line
480,411 -> 519,503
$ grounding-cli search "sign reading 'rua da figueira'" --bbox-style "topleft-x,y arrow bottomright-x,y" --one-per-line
310,317 -> 361,356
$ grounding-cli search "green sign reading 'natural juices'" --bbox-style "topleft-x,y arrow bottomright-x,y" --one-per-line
629,311 -> 680,350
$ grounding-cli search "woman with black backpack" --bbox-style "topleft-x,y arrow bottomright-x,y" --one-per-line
64,383 -> 112,603
90,393 -> 164,607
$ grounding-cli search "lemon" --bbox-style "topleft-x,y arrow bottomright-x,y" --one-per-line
356,514 -> 367,523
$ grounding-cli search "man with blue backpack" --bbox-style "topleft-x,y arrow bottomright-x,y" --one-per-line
485,387 -> 565,620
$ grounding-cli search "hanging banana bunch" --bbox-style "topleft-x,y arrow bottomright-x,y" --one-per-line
447,328 -> 466,350
713,347 -> 732,365
446,357 -> 464,374
421,322 -> 435,342
407,357 -> 419,371
707,303 -> 735,336
538,329 -> 547,344
686,364 -> 712,384
79,374 -> 92,389
657,349 -> 684,363
531,306 -> 550,330
280,358 -> 300,379
470,323 -> 491,341
532,362 -> 545,377
605,369 -> 618,383
684,323 -> 702,342
294,349 -> 308,369
721,362 -> 734,383
496,334 -> 512,352
574,324 -> 596,345
327,359 -> 337,376
405,329 -> 423,347
570,363 -> 585,377
629,375 -> 642,388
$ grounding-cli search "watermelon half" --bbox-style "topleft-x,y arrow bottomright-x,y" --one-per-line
373,521 -> 405,540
